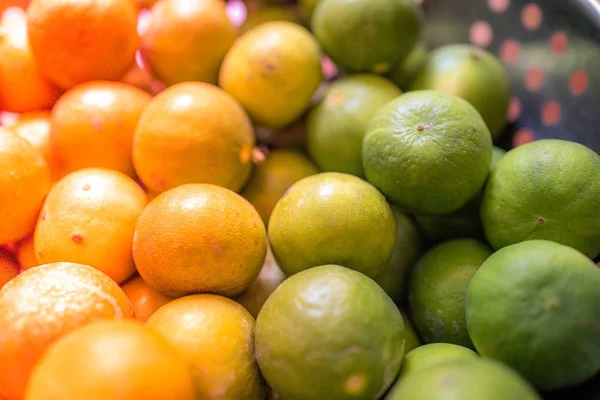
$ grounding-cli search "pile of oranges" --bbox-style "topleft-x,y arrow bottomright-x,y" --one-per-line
0,0 -> 317,398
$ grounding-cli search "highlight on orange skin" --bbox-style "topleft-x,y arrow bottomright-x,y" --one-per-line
121,275 -> 172,322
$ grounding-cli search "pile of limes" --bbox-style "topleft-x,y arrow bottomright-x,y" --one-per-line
0,0 -> 599,399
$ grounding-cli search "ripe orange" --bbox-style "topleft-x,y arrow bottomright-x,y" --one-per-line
121,275 -> 172,322
1,1 -> 31,13
34,168 -> 147,284
147,295 -> 266,399
15,235 -> 38,270
0,9 -> 60,112
133,82 -> 256,194
0,262 -> 133,400
50,81 -> 151,178
120,61 -> 154,94
0,248 -> 18,289
25,319 -> 196,400
133,184 -> 267,298
141,0 -> 237,86
0,129 -> 51,244
26,0 -> 139,89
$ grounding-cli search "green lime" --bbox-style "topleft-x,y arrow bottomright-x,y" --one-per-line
408,239 -> 492,348
389,41 -> 428,90
401,310 -> 421,353
241,149 -> 318,224
491,146 -> 506,170
363,90 -> 492,215
268,172 -> 396,278
466,240 -> 600,391
241,6 -> 300,34
409,44 -> 510,140
311,0 -> 421,74
307,74 -> 401,178
386,359 -> 541,400
256,265 -> 405,399
481,139 -> 600,258
235,246 -> 286,318
299,0 -> 319,25
398,343 -> 478,379
374,206 -> 423,302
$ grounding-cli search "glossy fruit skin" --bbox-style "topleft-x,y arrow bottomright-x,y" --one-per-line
0,14 -> 60,112
50,81 -> 151,178
0,262 -> 133,400
133,82 -> 255,194
268,172 -> 396,278
386,359 -> 541,400
0,130 -> 51,245
481,139 -> 600,258
240,149 -> 318,224
141,0 -> 237,86
466,240 -> 600,391
255,265 -> 406,400
24,319 -> 196,400
312,0 -> 421,74
363,90 -> 492,216
147,294 -> 266,400
133,184 -> 267,298
121,275 -> 172,323
219,21 -> 322,129
408,239 -> 492,349
27,0 -> 138,89
307,74 -> 401,178
410,44 -> 510,140
398,343 -> 478,379
34,168 -> 147,284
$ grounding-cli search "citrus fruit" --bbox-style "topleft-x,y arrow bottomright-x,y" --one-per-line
15,235 -> 38,270
307,74 -> 401,177
235,245 -> 286,318
133,82 -> 255,194
410,44 -> 510,139
389,41 -> 427,90
255,265 -> 405,400
401,311 -> 421,353
408,239 -> 491,348
121,275 -> 172,322
241,5 -> 299,33
25,319 -> 195,400
481,139 -> 600,258
386,359 -> 541,400
119,61 -> 154,94
240,149 -> 318,223
147,294 -> 266,399
363,90 -> 492,215
0,262 -> 133,400
373,206 -> 423,302
398,343 -> 478,379
34,168 -> 147,284
0,248 -> 18,289
141,0 -> 237,86
50,81 -> 152,178
219,21 -> 322,128
268,172 -> 396,278
466,240 -> 600,391
133,183 -> 267,298
298,0 -> 318,25
491,146 -> 506,170
26,0 -> 138,89
0,129 -> 51,244
311,0 -> 421,74
0,12 -> 59,112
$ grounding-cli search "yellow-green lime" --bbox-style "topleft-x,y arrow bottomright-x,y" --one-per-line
401,311 -> 421,353
389,41 -> 428,90
398,343 -> 478,379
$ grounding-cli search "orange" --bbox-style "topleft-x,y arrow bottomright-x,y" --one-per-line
133,184 -> 267,298
34,168 -> 147,284
0,9 -> 60,112
147,294 -> 266,399
26,0 -> 139,89
15,235 -> 38,270
0,262 -> 133,400
50,81 -> 151,178
25,319 -> 195,400
1,1 -> 31,13
120,61 -> 154,94
133,82 -> 255,194
6,111 -> 61,180
0,248 -> 18,289
0,129 -> 51,244
141,0 -> 237,86
121,275 -> 172,322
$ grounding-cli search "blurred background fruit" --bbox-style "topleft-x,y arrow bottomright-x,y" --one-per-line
0,248 -> 18,289
121,275 -> 172,322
